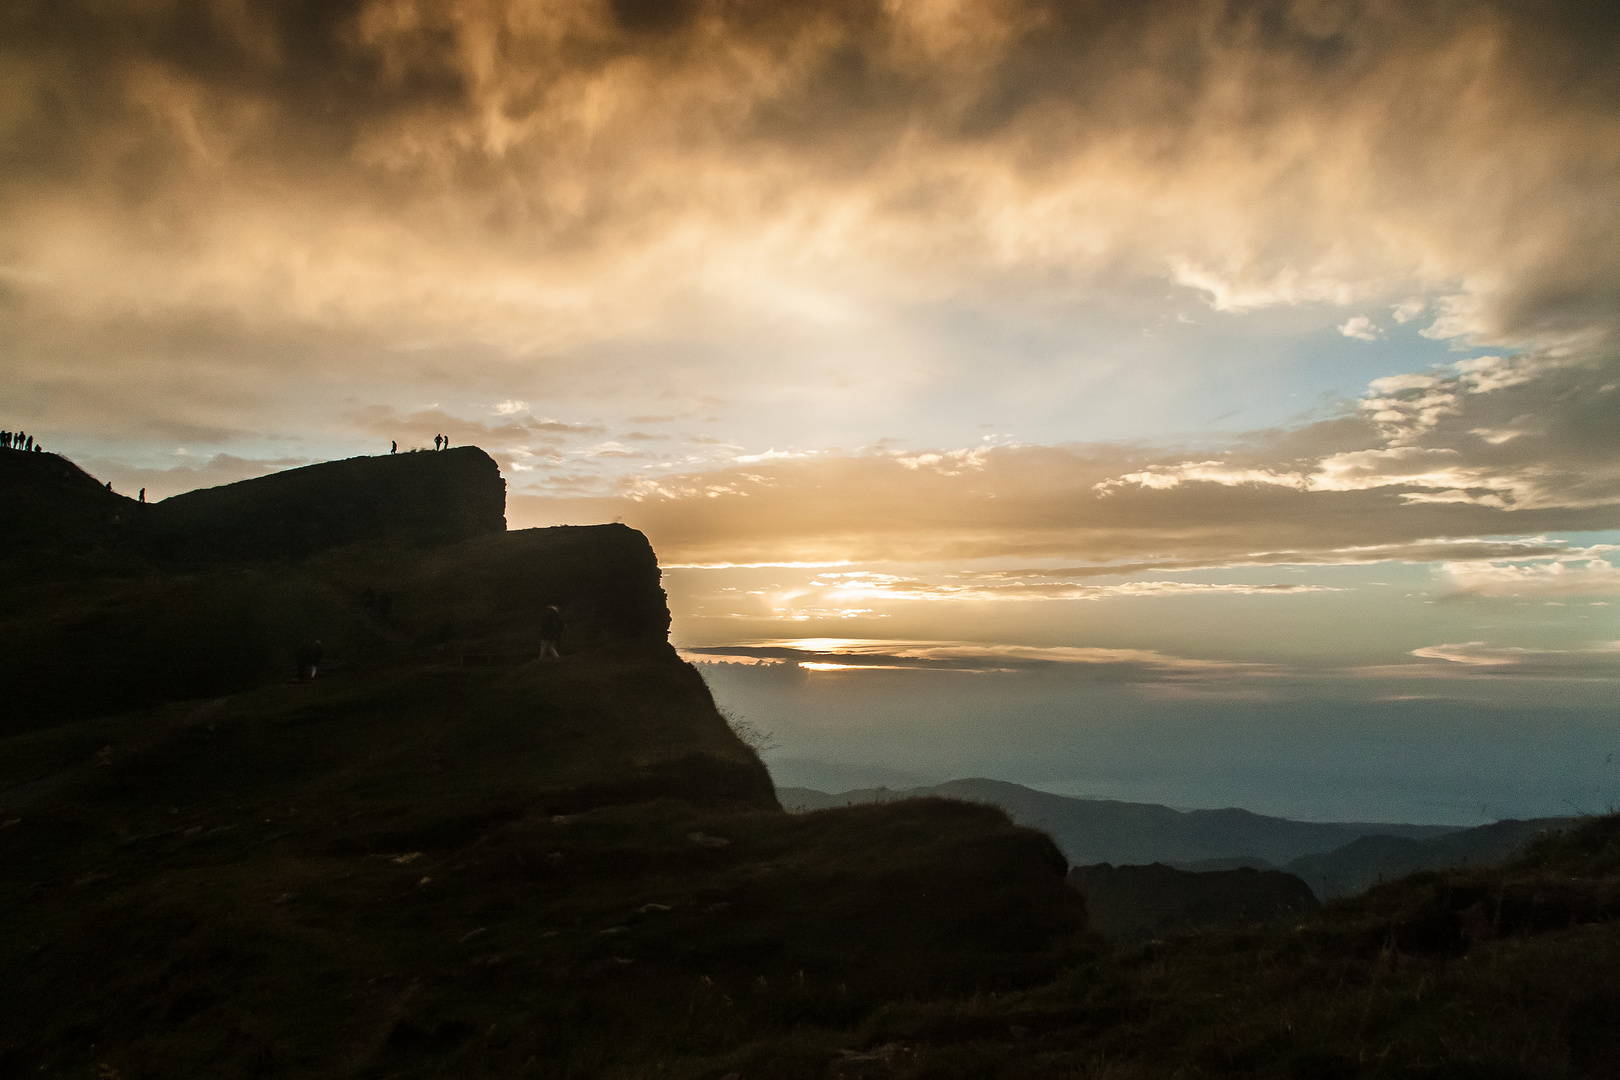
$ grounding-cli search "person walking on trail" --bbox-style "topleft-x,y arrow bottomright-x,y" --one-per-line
538,605 -> 564,661
139,488 -> 145,503
391,440 -> 397,454
295,640 -> 325,682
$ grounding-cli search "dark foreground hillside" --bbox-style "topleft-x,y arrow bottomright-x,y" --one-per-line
0,448 -> 1086,1079
4,447 -> 1620,1078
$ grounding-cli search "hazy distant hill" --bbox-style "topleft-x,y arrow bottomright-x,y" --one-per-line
779,778 -> 1459,867
1286,815 -> 1578,899
781,780 -> 1580,904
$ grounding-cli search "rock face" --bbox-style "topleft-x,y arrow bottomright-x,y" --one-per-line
1071,862 -> 1320,942
1,446 -> 507,567
0,447 -> 1087,1078
142,447 -> 507,562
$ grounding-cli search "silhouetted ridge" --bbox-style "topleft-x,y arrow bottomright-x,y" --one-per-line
144,446 -> 506,562
0,450 -> 136,557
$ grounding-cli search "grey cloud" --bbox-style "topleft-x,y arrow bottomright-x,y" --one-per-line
515,420 -> 1618,563
1360,641 -> 1620,680
955,539 -> 1576,581
681,640 -> 1274,680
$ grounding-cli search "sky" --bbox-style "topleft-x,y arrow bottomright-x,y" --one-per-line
5,0 -> 1619,823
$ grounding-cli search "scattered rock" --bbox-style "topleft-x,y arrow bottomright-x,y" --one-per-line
688,831 -> 730,848
638,902 -> 673,914
391,852 -> 424,865
458,927 -> 487,944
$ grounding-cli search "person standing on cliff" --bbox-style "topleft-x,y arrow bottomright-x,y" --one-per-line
391,440 -> 397,454
538,605 -> 564,661
139,488 -> 145,503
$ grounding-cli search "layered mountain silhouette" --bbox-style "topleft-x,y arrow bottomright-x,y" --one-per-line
782,779 -> 1578,901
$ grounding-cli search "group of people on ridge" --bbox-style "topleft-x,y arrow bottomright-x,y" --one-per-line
387,435 -> 453,454
2,430 -> 41,452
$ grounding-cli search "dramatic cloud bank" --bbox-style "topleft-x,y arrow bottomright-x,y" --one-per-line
4,0 -> 1619,446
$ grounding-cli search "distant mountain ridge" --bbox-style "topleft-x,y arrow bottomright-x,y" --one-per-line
779,778 -> 1459,866
779,779 -> 1578,900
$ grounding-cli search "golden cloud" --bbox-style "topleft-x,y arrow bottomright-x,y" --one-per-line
4,0 -> 1620,445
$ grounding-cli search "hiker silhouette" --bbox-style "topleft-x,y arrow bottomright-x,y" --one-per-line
139,488 -> 146,503
295,640 -> 325,681
539,604 -> 564,660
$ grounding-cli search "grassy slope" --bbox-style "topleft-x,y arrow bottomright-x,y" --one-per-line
806,815 -> 1620,1080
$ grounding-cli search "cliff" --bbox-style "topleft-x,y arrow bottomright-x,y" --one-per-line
141,447 -> 507,563
0,447 -> 1088,1079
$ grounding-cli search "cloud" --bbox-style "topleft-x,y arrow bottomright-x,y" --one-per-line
954,538 -> 1574,581
1392,299 -> 1426,323
1440,548 -> 1620,598
681,638 -> 1274,680
1385,640 -> 1620,679
4,0 -> 1620,450
1339,315 -> 1381,341
514,341 -> 1620,562
1093,349 -> 1620,513
772,570 -> 1335,604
